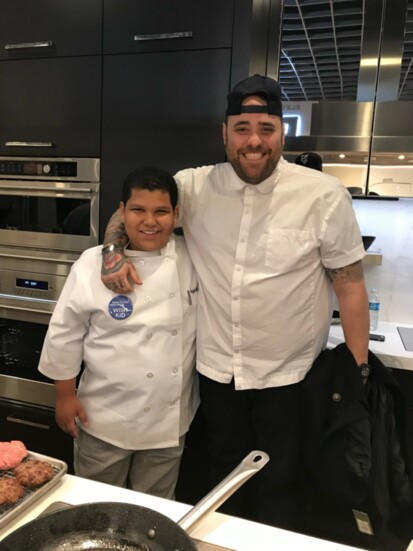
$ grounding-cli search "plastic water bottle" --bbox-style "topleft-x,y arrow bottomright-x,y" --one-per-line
369,289 -> 380,331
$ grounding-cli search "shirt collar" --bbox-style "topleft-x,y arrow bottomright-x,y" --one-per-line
230,156 -> 285,194
124,234 -> 176,258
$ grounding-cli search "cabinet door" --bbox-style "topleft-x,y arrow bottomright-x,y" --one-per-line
0,0 -> 102,60
0,399 -> 74,473
104,0 -> 234,54
100,49 -> 230,234
0,57 -> 102,157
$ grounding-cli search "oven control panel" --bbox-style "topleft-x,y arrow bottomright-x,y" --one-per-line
15,277 -> 53,296
0,160 -> 77,178
0,270 -> 64,303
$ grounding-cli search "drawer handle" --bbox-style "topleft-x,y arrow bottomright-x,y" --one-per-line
5,141 -> 54,148
6,415 -> 50,430
5,41 -> 54,51
134,31 -> 193,42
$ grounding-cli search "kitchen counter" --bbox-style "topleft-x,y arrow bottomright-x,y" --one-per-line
0,474 -> 368,551
328,321 -> 413,371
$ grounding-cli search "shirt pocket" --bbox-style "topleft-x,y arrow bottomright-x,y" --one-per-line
265,227 -> 318,274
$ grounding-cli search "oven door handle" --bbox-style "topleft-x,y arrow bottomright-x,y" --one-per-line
6,414 -> 50,430
0,251 -> 74,264
0,183 -> 96,193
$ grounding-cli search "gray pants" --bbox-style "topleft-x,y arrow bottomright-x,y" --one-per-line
74,427 -> 185,500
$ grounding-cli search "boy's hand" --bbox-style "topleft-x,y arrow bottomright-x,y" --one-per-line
55,395 -> 88,438
101,247 -> 142,292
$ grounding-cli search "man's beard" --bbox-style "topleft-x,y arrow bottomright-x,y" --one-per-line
227,149 -> 278,185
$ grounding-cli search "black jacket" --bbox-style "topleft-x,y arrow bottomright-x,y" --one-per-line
301,343 -> 412,524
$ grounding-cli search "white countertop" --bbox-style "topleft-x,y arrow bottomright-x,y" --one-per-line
0,474 -> 368,551
328,321 -> 413,371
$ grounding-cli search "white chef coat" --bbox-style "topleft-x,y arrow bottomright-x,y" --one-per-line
175,157 -> 365,390
38,235 -> 199,450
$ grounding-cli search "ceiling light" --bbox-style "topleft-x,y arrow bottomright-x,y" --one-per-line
360,57 -> 402,67
339,154 -> 346,159
398,155 -> 405,160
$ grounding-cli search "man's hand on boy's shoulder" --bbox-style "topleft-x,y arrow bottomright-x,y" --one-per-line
101,246 -> 142,293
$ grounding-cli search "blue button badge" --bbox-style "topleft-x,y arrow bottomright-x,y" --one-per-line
108,295 -> 133,320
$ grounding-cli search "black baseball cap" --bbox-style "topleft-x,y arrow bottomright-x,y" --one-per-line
295,152 -> 323,172
226,74 -> 283,118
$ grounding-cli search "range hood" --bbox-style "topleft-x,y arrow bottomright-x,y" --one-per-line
279,0 -> 413,158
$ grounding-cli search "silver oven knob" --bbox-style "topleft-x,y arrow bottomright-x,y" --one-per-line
43,164 -> 51,174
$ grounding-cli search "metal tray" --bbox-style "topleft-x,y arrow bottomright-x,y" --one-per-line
0,450 -> 67,529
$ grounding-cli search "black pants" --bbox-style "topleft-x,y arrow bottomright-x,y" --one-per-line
199,374 -> 302,530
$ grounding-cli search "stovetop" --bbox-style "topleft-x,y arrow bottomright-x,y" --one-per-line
40,502 -> 234,551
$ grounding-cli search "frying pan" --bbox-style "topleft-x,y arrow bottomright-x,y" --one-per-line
0,450 -> 269,551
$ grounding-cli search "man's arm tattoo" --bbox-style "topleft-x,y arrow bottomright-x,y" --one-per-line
103,210 -> 128,248
326,260 -> 363,283
102,250 -> 130,276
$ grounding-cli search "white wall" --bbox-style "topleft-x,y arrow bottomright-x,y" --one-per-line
352,198 -> 413,324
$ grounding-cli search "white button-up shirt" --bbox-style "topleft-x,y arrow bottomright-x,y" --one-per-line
176,157 -> 365,390
38,236 -> 199,449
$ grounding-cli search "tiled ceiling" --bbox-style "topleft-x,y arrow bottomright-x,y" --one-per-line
399,0 -> 413,99
279,0 -> 413,102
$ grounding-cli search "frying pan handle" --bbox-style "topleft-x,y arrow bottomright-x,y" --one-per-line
177,450 -> 269,534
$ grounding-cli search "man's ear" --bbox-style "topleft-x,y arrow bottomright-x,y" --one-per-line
119,201 -> 125,223
222,122 -> 227,146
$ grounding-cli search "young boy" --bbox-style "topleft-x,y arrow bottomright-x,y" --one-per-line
38,166 -> 198,499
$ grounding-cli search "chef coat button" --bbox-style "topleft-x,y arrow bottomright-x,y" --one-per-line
233,296 -> 238,301
144,407 -> 150,413
241,239 -> 245,243
234,323 -> 239,327
139,260 -> 145,266
173,367 -> 179,373
234,349 -> 239,354
147,333 -> 152,339
169,292 -> 175,299
170,401 -> 176,406
236,267 -> 241,271
145,296 -> 151,302
172,330 -> 178,336
147,372 -> 154,378
332,392 -> 341,402
164,258 -> 169,263
245,209 -> 250,214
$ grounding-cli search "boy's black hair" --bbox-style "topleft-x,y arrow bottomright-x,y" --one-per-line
122,166 -> 178,209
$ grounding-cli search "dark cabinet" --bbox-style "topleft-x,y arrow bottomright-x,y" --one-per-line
0,399 -> 74,473
103,0 -> 234,54
100,48 -> 230,232
0,0 -> 102,60
0,56 -> 102,157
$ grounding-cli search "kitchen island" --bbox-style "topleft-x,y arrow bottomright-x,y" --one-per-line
328,320 -> 413,371
0,473 -> 368,551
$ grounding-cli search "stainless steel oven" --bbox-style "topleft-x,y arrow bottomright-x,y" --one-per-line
0,156 -> 100,253
0,248 -> 79,408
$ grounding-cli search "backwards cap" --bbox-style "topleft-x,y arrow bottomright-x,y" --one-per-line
226,74 -> 283,118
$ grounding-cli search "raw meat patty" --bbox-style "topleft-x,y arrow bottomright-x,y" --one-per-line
0,477 -> 24,505
0,441 -> 28,470
13,459 -> 54,488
